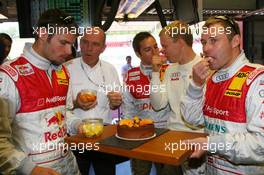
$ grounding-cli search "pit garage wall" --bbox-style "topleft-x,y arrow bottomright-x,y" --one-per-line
243,16 -> 264,64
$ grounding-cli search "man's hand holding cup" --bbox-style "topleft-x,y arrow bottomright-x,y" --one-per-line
75,89 -> 97,110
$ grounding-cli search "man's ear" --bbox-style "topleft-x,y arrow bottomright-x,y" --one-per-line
37,27 -> 49,41
231,34 -> 241,48
101,44 -> 107,53
178,38 -> 186,47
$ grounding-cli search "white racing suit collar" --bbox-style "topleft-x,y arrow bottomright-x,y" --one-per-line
140,63 -> 152,78
22,43 -> 62,72
212,51 -> 249,83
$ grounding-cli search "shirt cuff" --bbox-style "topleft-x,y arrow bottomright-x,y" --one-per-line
186,80 -> 204,99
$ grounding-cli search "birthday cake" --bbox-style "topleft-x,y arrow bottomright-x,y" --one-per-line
117,116 -> 155,139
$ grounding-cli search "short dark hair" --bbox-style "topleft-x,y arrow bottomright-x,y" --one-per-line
132,32 -> 154,54
0,33 -> 12,43
36,9 -> 79,39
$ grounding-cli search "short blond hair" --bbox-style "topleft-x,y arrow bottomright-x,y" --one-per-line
159,20 -> 193,47
204,15 -> 240,41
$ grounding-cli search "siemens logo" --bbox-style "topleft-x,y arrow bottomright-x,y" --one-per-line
205,120 -> 226,133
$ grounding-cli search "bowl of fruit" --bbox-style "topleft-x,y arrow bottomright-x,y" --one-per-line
79,89 -> 97,103
81,118 -> 104,138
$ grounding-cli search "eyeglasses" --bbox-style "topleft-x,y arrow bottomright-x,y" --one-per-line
213,15 -> 240,35
59,16 -> 74,24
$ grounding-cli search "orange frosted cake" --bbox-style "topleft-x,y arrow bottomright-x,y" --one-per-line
117,116 -> 155,139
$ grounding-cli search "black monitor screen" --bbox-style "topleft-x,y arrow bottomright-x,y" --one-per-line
172,0 -> 199,24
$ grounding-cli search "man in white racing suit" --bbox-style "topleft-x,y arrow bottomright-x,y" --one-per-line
150,20 -> 205,175
123,32 -> 170,175
0,9 -> 81,175
123,32 -> 169,129
181,16 -> 264,174
151,20 -> 203,132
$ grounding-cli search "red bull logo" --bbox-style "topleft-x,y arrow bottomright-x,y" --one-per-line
46,112 -> 65,127
44,126 -> 67,142
44,112 -> 66,142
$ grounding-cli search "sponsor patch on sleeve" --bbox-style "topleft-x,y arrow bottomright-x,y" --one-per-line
247,67 -> 264,85
0,64 -> 18,81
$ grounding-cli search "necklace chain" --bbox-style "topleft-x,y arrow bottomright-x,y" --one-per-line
80,59 -> 106,89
